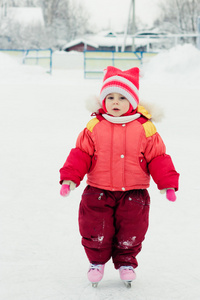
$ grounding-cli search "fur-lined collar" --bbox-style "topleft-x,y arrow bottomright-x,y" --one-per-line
85,95 -> 164,123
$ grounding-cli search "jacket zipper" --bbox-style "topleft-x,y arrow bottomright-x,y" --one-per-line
110,124 -> 114,189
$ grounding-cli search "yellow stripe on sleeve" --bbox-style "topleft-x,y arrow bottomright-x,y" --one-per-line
142,120 -> 157,137
86,118 -> 99,132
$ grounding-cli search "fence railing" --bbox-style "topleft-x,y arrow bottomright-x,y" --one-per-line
0,48 -> 53,74
84,51 -> 157,79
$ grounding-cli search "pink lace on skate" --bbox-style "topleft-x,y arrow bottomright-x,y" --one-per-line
87,264 -> 105,283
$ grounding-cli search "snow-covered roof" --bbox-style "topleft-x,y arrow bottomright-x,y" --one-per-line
97,30 -> 118,37
63,38 -> 98,50
63,29 -> 169,51
135,30 -> 169,36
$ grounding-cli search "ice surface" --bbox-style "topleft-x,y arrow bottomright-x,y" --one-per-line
0,44 -> 200,299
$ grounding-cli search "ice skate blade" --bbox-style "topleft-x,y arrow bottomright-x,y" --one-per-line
123,281 -> 132,288
92,282 -> 98,288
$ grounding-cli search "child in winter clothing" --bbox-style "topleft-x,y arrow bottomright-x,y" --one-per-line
59,66 -> 179,285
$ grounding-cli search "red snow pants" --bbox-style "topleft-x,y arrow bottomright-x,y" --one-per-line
78,185 -> 150,269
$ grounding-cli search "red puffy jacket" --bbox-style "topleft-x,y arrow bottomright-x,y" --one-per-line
60,107 -> 179,191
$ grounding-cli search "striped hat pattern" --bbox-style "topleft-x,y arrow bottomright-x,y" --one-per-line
100,66 -> 140,109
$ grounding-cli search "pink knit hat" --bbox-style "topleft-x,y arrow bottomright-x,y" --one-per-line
100,66 -> 140,110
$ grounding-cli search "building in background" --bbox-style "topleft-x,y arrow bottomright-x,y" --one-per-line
62,30 -> 170,53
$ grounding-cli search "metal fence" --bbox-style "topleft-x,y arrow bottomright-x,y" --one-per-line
0,48 -> 53,74
84,51 -> 157,79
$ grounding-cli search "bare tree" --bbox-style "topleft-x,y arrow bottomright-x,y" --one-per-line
0,0 -> 90,49
40,0 -> 89,34
39,0 -> 90,47
156,0 -> 200,33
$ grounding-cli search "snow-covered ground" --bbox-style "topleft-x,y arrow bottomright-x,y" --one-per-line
0,44 -> 200,299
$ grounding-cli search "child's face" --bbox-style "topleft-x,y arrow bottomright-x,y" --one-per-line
105,93 -> 130,117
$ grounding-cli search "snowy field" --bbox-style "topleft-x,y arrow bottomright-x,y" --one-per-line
0,44 -> 200,300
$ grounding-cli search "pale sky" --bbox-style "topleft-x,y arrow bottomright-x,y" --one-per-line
76,0 -> 162,32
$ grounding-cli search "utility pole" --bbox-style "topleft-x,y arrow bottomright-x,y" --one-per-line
132,0 -> 135,51
122,0 -> 135,52
197,16 -> 200,50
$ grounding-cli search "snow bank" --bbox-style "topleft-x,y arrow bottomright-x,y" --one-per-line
0,52 -> 21,73
0,52 -> 48,83
143,44 -> 200,87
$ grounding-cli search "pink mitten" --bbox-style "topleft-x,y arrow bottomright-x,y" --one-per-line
166,189 -> 176,202
60,184 -> 70,197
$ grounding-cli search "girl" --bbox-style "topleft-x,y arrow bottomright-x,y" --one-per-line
59,66 -> 179,286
